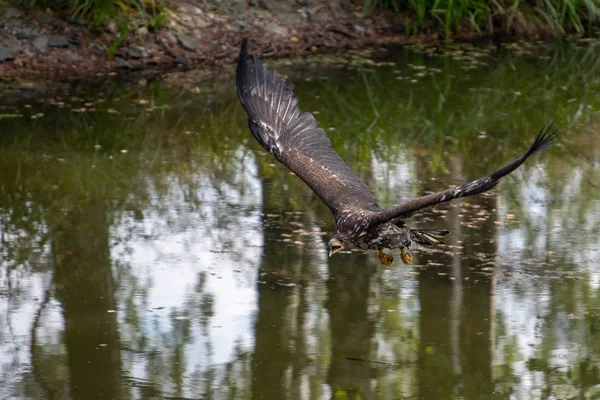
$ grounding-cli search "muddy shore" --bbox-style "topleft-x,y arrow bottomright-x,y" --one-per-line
0,1 -> 555,84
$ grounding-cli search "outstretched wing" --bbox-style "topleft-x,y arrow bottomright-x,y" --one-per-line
236,38 -> 378,215
371,125 -> 558,224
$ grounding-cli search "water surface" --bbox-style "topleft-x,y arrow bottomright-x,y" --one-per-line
1,40 -> 600,399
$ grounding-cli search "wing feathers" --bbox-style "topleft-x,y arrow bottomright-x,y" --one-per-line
371,124 -> 558,224
237,38 -> 557,230
236,39 -> 378,215
487,123 -> 557,181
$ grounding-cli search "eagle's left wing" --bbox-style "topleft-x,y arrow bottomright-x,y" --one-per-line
370,125 -> 558,224
236,39 -> 379,217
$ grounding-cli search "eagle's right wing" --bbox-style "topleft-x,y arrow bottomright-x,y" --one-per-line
236,39 -> 378,216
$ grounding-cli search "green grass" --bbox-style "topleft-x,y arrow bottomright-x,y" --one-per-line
9,0 -> 168,29
361,0 -> 600,36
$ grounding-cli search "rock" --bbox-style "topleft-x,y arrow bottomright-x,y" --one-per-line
90,42 -> 107,56
328,0 -> 349,19
68,37 -> 81,47
115,57 -> 131,69
232,20 -> 246,33
112,49 -> 126,58
308,5 -> 330,23
0,45 -> 13,62
177,33 -> 202,50
16,28 -> 36,40
173,54 -> 190,65
127,46 -> 150,59
7,39 -> 23,54
48,35 -> 69,48
33,35 -> 49,53
164,31 -> 178,44
69,53 -> 83,61
227,0 -> 248,13
189,5 -> 204,16
107,21 -> 118,34
196,18 -> 212,29
264,22 -> 288,37
258,0 -> 304,24
353,25 -> 367,36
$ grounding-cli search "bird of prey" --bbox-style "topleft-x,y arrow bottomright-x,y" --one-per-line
235,38 -> 557,266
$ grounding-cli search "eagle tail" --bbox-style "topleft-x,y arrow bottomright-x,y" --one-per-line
410,229 -> 450,246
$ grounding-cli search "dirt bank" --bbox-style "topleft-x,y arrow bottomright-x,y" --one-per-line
0,1 -> 554,83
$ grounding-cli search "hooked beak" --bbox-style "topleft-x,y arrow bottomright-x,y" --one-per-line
327,239 -> 343,257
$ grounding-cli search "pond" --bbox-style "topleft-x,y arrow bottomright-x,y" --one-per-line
1,39 -> 599,400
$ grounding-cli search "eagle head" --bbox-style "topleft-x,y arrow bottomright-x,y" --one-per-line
327,236 -> 344,257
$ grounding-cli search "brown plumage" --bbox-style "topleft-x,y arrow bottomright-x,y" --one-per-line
236,38 -> 558,265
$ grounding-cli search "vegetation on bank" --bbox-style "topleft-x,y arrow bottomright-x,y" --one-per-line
362,0 -> 600,36
4,0 -> 600,37
6,0 -> 168,29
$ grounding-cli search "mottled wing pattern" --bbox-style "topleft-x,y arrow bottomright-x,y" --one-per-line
372,125 -> 558,224
236,39 -> 378,215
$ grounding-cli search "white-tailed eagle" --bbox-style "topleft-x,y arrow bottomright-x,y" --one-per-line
236,39 -> 558,265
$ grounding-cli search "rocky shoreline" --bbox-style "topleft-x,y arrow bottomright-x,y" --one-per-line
0,0 -> 553,83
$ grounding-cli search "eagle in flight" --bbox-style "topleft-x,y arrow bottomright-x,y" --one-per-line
236,39 -> 557,266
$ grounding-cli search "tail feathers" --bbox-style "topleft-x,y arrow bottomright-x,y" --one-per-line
410,229 -> 450,246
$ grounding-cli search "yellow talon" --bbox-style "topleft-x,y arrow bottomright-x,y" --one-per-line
378,249 -> 394,266
401,248 -> 413,264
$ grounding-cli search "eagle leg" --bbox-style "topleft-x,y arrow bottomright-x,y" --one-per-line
401,248 -> 413,265
378,248 -> 394,266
